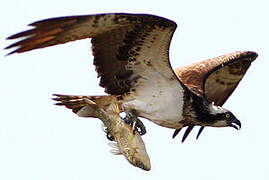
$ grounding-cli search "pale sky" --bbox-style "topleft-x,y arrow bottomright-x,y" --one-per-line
1,0 -> 268,179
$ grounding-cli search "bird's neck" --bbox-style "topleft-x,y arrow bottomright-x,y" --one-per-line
184,91 -> 217,125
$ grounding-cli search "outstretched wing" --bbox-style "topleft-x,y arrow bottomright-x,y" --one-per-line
173,51 -> 258,141
6,13 -> 180,97
176,51 -> 258,105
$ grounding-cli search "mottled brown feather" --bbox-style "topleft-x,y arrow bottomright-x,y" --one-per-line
173,51 -> 258,141
174,51 -> 257,105
6,13 -> 178,96
5,14 -> 258,142
52,94 -> 119,115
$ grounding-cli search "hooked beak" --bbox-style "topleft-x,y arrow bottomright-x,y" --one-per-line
230,119 -> 241,130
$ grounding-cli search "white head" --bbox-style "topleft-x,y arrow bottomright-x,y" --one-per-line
206,103 -> 241,129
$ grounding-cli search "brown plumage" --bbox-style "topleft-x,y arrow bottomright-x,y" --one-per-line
173,51 -> 258,141
5,13 -> 258,142
6,13 -> 177,96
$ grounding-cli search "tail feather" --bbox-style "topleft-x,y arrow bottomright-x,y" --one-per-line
52,94 -> 120,117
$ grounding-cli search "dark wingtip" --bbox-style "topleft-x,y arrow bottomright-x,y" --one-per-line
4,41 -> 20,56
243,51 -> 258,61
54,102 -> 64,106
196,127 -> 205,140
181,126 -> 194,143
248,51 -> 258,58
4,51 -> 14,57
172,129 -> 181,139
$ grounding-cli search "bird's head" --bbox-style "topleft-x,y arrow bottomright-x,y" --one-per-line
205,104 -> 241,130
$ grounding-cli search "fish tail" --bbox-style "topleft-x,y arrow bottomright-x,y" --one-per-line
52,94 -> 121,117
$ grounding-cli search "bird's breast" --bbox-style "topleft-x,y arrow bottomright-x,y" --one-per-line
122,89 -> 185,129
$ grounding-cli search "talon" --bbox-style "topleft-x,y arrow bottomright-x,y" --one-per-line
135,118 -> 146,135
123,110 -> 147,136
103,126 -> 115,141
132,121 -> 137,135
106,132 -> 115,141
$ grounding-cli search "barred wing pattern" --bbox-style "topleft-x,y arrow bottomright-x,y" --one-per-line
173,51 -> 258,141
6,13 -> 181,98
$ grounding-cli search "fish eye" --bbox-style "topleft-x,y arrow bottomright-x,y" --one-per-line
225,113 -> 231,119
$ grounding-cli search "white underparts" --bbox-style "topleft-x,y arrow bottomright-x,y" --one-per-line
123,80 -> 185,129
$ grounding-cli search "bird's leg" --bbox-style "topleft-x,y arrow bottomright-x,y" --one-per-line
124,109 -> 146,135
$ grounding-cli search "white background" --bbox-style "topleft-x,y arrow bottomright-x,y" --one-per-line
1,0 -> 268,179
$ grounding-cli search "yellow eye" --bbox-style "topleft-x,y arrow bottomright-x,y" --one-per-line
226,113 -> 231,118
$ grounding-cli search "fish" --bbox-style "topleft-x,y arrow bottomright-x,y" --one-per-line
52,94 -> 151,171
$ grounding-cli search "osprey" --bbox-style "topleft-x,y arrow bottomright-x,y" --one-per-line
5,13 -> 257,141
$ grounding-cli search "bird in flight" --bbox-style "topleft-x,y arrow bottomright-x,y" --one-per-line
5,13 -> 257,142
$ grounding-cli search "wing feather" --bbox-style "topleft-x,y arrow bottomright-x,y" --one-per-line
6,13 -> 181,97
173,51 -> 258,141
174,51 -> 258,105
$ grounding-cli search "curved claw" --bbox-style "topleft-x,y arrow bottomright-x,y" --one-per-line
133,118 -> 147,135
124,110 -> 146,136
103,126 -> 115,141
106,132 -> 115,141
